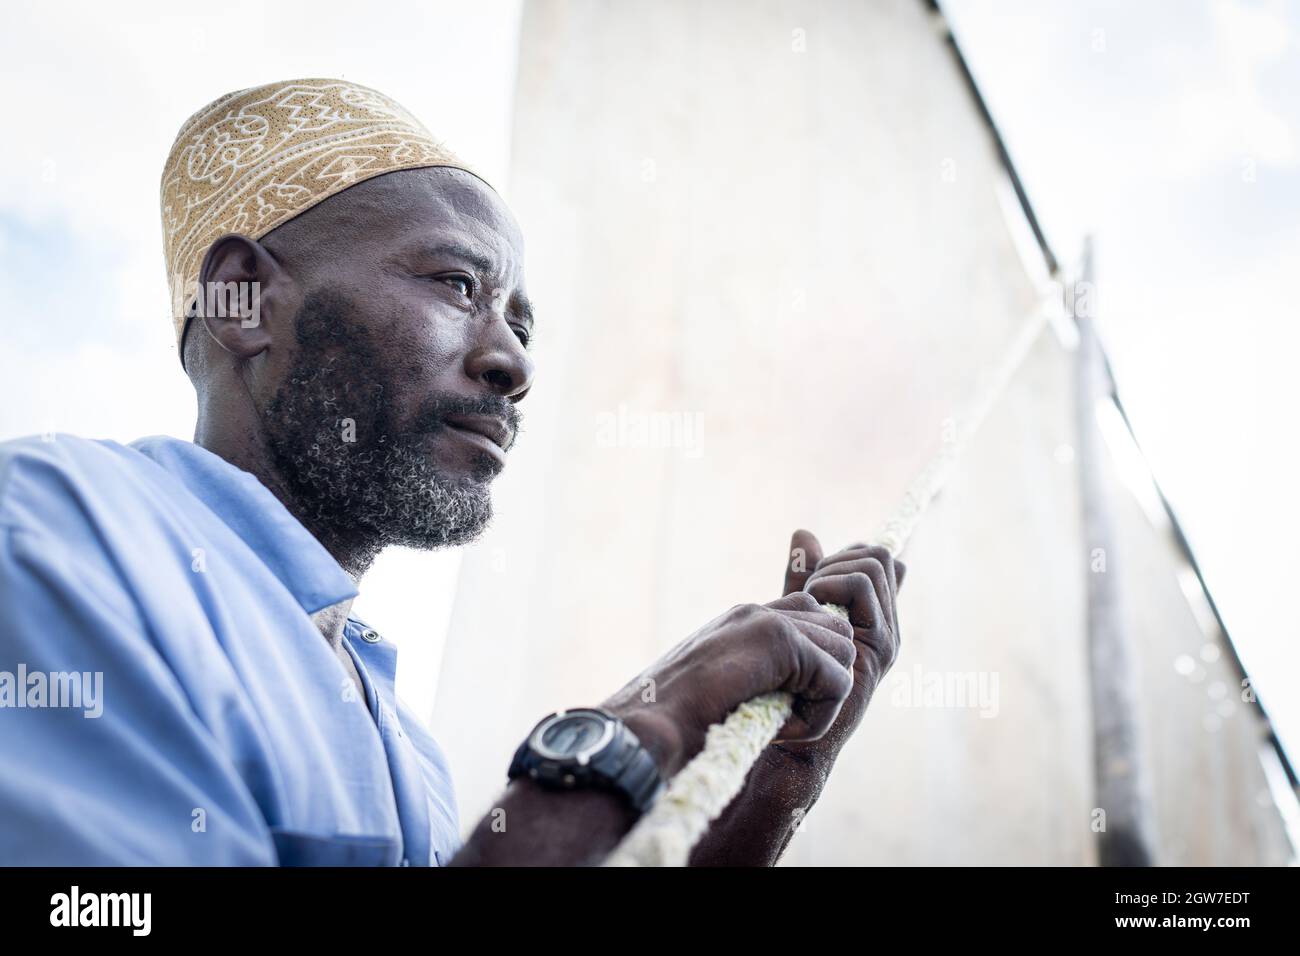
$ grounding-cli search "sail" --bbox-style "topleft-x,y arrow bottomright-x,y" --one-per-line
430,0 -> 1291,864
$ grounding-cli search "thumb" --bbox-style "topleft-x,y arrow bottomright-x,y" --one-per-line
783,528 -> 824,595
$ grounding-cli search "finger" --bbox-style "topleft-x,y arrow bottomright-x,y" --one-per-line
777,634 -> 853,742
818,544 -> 899,619
809,556 -> 896,634
766,590 -> 822,613
816,541 -> 871,568
782,612 -> 856,668
766,592 -> 854,640
818,542 -> 894,570
895,559 -> 907,589
781,607 -> 855,642
783,529 -> 824,596
805,572 -> 894,665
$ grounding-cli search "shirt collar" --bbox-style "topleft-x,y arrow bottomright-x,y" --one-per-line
343,617 -> 400,700
130,435 -> 358,614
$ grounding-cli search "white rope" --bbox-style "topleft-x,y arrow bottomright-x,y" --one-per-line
604,296 -> 1059,867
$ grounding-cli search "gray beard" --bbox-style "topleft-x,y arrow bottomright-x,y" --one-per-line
259,290 -> 505,566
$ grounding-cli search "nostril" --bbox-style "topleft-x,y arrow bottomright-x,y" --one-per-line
482,368 -> 513,393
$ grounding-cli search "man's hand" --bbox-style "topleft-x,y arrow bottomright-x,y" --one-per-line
773,529 -> 905,769
453,531 -> 900,866
601,588 -> 861,778
687,528 -> 904,865
455,578 -> 860,865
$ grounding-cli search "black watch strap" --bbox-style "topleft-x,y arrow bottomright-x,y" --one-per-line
508,710 -> 664,815
601,724 -> 663,813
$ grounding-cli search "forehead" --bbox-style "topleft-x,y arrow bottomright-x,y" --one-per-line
304,166 -> 525,272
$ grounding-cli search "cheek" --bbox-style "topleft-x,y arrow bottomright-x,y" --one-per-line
386,296 -> 471,391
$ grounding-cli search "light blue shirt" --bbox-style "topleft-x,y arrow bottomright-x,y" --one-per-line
0,434 -> 460,865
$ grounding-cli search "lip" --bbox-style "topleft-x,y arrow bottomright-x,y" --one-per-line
442,414 -> 511,462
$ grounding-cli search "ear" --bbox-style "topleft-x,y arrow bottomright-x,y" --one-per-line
193,234 -> 287,360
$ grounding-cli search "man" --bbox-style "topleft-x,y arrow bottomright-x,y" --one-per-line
0,79 -> 902,866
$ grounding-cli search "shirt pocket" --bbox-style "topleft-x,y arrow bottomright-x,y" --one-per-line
270,827 -> 402,867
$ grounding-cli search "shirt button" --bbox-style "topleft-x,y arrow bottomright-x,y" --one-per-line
360,628 -> 382,644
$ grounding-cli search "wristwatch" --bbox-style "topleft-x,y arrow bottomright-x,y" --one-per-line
508,707 -> 664,814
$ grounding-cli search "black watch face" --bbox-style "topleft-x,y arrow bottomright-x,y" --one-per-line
537,713 -> 610,758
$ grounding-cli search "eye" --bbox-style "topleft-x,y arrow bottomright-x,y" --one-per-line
436,273 -> 475,297
511,325 -> 532,348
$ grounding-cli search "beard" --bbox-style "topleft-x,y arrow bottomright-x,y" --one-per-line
258,288 -> 518,566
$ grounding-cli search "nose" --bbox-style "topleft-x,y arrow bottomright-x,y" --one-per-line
463,320 -> 535,400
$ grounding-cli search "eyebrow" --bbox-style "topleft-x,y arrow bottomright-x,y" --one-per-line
416,240 -> 534,328
418,240 -> 498,278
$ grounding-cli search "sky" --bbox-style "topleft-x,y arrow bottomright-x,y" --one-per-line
943,0 -> 1300,765
0,0 -> 1295,766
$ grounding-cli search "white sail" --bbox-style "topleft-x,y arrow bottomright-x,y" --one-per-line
431,0 -> 1291,864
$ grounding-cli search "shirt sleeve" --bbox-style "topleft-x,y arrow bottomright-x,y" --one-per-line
0,524 -> 277,865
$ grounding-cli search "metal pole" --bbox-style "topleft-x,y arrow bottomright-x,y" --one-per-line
1073,236 -> 1158,865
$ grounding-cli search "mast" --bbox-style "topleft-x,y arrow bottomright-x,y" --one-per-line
1073,236 -> 1158,865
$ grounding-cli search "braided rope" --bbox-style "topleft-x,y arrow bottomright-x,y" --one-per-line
604,297 -> 1059,867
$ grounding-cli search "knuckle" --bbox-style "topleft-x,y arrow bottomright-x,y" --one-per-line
817,609 -> 853,637
849,569 -> 875,591
764,612 -> 799,646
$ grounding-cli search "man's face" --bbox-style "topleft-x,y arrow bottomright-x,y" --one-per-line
252,167 -> 535,554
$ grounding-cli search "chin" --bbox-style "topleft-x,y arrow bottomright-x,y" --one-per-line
462,451 -> 505,484
394,516 -> 493,551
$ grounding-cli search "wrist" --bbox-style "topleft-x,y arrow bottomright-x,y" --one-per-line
687,745 -> 830,867
768,741 -> 834,795
603,702 -> 690,778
